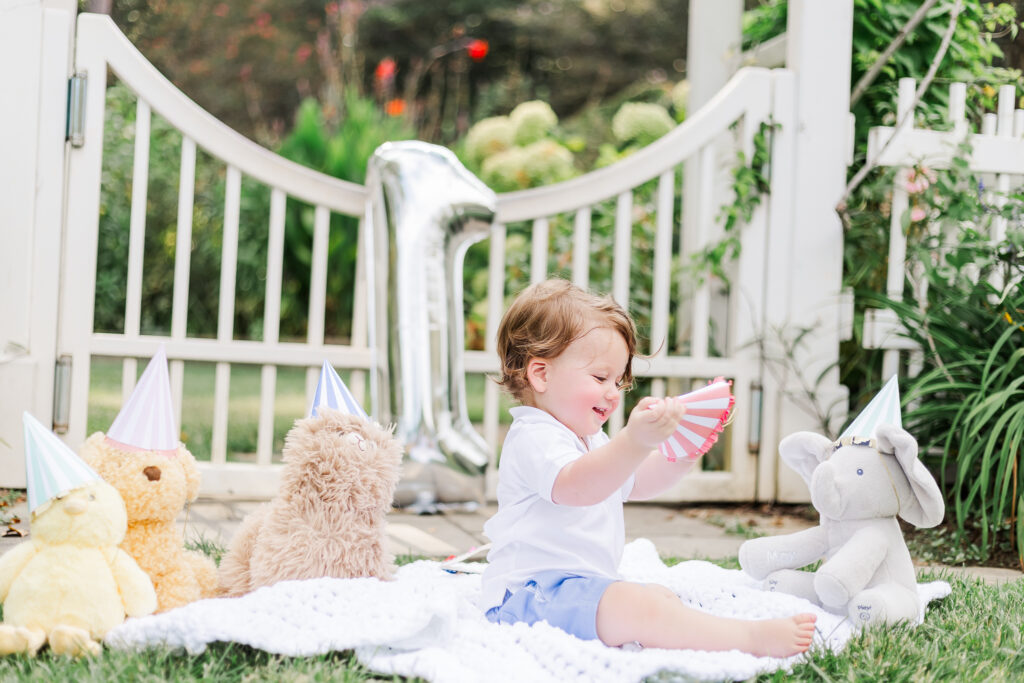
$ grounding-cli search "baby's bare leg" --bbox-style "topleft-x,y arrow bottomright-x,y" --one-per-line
596,582 -> 816,657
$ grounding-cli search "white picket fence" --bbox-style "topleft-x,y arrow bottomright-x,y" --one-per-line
862,77 -> 1024,377
3,2 -> 858,504
50,13 -> 790,501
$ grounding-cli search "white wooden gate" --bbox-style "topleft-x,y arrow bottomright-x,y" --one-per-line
3,2 -> 857,503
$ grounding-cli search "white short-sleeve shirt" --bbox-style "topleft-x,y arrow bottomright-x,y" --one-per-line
479,406 -> 635,610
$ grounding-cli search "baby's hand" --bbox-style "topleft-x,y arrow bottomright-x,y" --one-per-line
625,397 -> 687,450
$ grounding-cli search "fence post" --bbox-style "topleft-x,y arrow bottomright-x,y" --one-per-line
764,0 -> 853,502
0,0 -> 78,487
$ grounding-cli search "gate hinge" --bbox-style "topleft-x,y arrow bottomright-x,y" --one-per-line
66,72 -> 87,148
53,355 -> 72,434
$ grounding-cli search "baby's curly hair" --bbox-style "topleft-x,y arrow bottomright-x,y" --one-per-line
496,279 -> 637,403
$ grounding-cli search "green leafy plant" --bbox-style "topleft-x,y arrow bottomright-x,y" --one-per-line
864,229 -> 1024,565
743,1 -> 1021,143
272,91 -> 416,342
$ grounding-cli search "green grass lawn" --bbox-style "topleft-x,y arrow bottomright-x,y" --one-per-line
87,357 -> 511,462
0,566 -> 1021,681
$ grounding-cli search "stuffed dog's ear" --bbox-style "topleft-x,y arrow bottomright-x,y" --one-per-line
876,423 -> 944,528
778,432 -> 834,485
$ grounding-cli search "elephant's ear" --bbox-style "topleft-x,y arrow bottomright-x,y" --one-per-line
778,432 -> 833,485
876,423 -> 945,528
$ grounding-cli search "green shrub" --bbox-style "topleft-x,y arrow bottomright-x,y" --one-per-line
271,92 -> 416,342
865,228 -> 1024,563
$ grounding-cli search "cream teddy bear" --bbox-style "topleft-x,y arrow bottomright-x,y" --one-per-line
0,415 -> 156,657
78,344 -> 218,612
80,434 -> 218,612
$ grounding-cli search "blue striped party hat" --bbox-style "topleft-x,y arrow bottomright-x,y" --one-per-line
839,375 -> 902,440
106,344 -> 179,454
23,412 -> 101,515
308,360 -> 367,419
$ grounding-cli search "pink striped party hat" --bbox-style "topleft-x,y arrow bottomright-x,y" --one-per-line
105,344 -> 179,454
658,377 -> 735,463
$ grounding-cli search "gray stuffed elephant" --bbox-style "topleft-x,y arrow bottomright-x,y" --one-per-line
739,423 -> 945,627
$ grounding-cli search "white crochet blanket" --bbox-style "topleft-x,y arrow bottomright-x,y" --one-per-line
106,539 -> 951,682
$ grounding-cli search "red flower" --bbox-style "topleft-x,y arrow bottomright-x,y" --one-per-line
466,39 -> 489,62
375,58 -> 397,82
385,99 -> 406,117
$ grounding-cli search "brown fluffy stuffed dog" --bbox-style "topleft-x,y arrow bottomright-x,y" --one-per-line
218,408 -> 403,597
79,434 -> 218,612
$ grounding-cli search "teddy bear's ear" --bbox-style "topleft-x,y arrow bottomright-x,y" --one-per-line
778,432 -> 833,485
876,423 -> 944,528
177,446 -> 201,500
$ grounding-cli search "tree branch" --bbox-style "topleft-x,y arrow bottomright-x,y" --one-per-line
850,0 -> 941,107
838,0 -> 963,210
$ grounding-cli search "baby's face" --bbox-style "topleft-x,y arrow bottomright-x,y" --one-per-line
532,326 -> 629,440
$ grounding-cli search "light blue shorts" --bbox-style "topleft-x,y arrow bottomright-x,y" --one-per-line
484,571 -> 616,641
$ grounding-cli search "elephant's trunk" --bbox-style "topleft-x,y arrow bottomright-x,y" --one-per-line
810,465 -> 844,518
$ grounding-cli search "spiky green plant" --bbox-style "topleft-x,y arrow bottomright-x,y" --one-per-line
864,229 -> 1024,564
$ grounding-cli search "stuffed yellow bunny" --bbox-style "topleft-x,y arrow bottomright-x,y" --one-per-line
0,414 -> 156,657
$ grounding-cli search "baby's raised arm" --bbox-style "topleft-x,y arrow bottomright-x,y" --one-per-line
551,397 -> 686,506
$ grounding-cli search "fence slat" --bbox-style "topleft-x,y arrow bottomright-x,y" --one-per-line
530,217 -> 549,284
307,205 -> 330,345
609,191 -> 633,433
211,166 -> 240,465
993,85 -> 1015,244
612,192 -> 632,308
948,82 -> 967,136
121,98 -> 152,401
650,171 -> 674,399
484,223 -> 507,496
690,144 -> 715,360
877,82 -> 918,378
572,209 -> 591,289
256,188 -> 286,466
349,213 -> 368,407
651,172 -> 674,355
305,204 -> 331,404
169,135 -> 196,429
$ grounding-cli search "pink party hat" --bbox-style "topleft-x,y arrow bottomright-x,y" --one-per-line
23,412 -> 101,515
658,377 -> 735,463
105,344 -> 179,454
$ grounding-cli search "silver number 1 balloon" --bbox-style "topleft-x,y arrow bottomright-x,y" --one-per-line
365,141 -> 496,507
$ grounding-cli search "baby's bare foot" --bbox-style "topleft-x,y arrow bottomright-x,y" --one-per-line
746,613 -> 816,658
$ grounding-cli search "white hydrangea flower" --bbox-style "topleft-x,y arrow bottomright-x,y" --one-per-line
509,100 -> 558,146
612,102 -> 675,146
